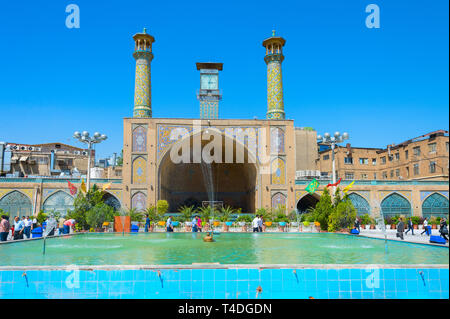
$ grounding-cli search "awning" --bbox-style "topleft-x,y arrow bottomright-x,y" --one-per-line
19,156 -> 29,162
11,156 -> 19,162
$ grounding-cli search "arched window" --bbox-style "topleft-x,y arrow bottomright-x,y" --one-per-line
422,193 -> 449,219
272,192 -> 286,210
380,193 -> 411,218
0,191 -> 32,218
348,193 -> 370,216
43,191 -> 74,216
131,192 -> 146,212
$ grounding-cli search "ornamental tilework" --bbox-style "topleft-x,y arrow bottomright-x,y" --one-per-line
42,189 -> 57,200
296,190 -> 307,202
133,52 -> 152,118
272,192 -> 287,209
270,127 -> 285,154
107,189 -> 123,202
131,192 -> 146,212
379,190 -> 412,202
132,156 -> 147,184
271,157 -> 286,185
200,99 -> 219,119
266,60 -> 284,119
132,126 -> 147,152
421,191 -> 449,202
156,125 -> 259,161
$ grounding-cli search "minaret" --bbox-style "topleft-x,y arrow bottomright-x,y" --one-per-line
263,30 -> 286,120
132,28 -> 155,118
196,62 -> 223,119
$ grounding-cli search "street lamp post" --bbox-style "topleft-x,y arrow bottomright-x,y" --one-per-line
317,131 -> 349,195
73,131 -> 107,191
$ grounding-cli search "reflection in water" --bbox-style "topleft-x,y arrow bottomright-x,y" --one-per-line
0,233 -> 447,266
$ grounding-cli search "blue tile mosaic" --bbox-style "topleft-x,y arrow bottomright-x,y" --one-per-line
0,267 -> 447,299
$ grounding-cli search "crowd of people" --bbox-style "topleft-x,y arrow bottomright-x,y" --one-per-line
395,217 -> 448,241
0,214 -> 77,242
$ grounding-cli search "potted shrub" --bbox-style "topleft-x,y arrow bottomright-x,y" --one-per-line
302,221 -> 310,232
369,217 -> 376,230
314,221 -> 321,232
178,205 -> 195,232
411,216 -> 420,229
274,213 -> 289,232
236,214 -> 252,232
288,210 -> 299,230
220,206 -> 235,232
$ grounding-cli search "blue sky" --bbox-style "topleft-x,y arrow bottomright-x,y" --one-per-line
0,0 -> 448,159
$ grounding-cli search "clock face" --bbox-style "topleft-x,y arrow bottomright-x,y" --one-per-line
201,74 -> 218,90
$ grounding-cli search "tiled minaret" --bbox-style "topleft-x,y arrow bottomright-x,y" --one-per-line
263,30 -> 286,120
133,28 -> 155,118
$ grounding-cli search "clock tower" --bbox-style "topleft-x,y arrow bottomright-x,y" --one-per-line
196,62 -> 223,119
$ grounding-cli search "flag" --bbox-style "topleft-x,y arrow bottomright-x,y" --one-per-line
102,183 -> 112,191
305,178 -> 319,194
67,181 -> 78,195
80,179 -> 87,193
326,178 -> 342,188
343,180 -> 355,193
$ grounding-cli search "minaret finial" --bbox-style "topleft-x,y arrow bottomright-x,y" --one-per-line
143,27 -> 147,34
272,29 -> 275,37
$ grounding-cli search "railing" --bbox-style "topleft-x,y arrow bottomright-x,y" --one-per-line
295,179 -> 449,186
0,177 -> 122,184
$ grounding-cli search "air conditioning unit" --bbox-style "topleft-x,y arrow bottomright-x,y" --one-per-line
73,151 -> 81,155
19,145 -> 27,151
82,151 -> 88,156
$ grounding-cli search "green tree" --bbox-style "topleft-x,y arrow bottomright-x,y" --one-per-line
116,149 -> 123,166
156,200 -> 169,216
311,187 -> 333,230
328,195 -> 357,232
86,203 -> 115,229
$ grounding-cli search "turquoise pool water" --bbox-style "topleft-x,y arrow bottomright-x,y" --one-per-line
0,233 -> 448,266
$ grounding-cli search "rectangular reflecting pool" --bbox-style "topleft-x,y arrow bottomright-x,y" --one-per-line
0,233 -> 448,266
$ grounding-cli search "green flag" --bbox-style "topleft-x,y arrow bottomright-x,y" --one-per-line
305,178 -> 319,194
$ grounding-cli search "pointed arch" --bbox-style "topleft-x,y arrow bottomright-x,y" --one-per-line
422,192 -> 449,219
348,192 -> 371,216
380,192 -> 411,218
132,156 -> 147,184
0,190 -> 33,218
42,190 -> 74,216
272,192 -> 287,209
131,192 -> 146,212
132,125 -> 147,152
103,192 -> 121,211
296,193 -> 320,214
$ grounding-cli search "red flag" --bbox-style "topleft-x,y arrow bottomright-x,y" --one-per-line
326,178 -> 342,188
67,181 -> 78,195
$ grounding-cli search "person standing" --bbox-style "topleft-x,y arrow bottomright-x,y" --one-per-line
32,216 -> 37,229
23,216 -> 32,239
421,218 -> 430,236
58,216 -> 66,235
0,215 -> 10,242
145,214 -> 150,232
252,215 -> 259,232
354,218 -> 360,233
439,218 -> 448,241
405,217 -> 414,235
258,215 -> 264,232
191,216 -> 198,232
396,218 -> 405,240
13,216 -> 25,240
197,216 -> 202,232
166,215 -> 174,232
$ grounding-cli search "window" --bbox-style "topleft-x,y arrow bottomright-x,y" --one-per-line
395,153 -> 400,161
428,143 -> 436,153
429,161 -> 436,173
381,157 -> 386,164
361,173 -> 368,179
323,155 -> 329,161
446,142 -> 449,152
382,171 -> 387,179
345,172 -> 354,180
344,157 -> 353,164
406,167 -> 410,177
372,158 -> 377,165
414,164 -> 419,175
390,170 -> 394,178
374,172 -> 377,179
405,150 -> 408,160
413,146 -> 421,156
395,169 -> 400,177
359,158 -> 368,165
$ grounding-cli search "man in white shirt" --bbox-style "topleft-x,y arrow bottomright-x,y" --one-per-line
166,216 -> 174,232
421,218 -> 430,236
23,216 -> 32,239
257,215 -> 263,232
13,217 -> 25,240
252,215 -> 259,232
